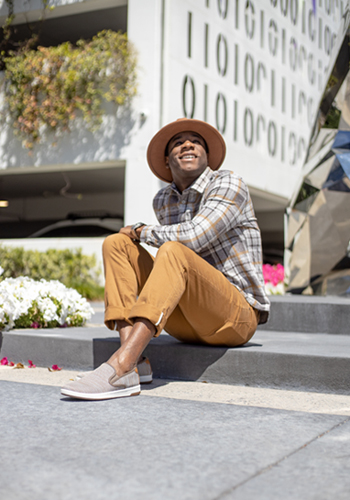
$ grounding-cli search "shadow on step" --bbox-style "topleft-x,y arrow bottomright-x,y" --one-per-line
93,334 -> 262,381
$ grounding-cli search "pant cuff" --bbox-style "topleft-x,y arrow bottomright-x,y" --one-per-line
128,304 -> 167,337
104,306 -> 133,331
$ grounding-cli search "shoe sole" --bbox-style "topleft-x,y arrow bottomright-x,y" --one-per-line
61,384 -> 141,400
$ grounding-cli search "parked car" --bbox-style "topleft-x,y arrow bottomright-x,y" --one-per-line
29,212 -> 123,238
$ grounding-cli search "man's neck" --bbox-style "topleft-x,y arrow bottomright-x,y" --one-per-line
172,167 -> 208,193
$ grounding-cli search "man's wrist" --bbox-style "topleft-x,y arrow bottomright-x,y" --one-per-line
131,222 -> 146,240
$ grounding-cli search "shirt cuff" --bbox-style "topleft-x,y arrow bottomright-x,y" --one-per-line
139,225 -> 159,247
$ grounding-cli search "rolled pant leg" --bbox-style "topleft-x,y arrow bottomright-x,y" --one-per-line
129,241 -> 258,347
102,233 -> 154,330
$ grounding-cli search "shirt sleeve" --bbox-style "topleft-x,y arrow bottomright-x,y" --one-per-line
140,175 -> 248,252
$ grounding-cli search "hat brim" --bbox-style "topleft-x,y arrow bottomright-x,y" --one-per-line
146,118 -> 226,182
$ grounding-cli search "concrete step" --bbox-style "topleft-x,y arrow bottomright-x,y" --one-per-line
1,326 -> 350,395
260,295 -> 350,334
69,298 -> 350,335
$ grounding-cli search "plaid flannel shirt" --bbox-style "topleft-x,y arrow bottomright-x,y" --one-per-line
140,166 -> 270,323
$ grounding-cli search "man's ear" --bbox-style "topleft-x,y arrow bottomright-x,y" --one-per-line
165,156 -> 170,169
206,152 -> 209,165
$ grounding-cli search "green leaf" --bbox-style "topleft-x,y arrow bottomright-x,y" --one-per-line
1,30 -> 137,148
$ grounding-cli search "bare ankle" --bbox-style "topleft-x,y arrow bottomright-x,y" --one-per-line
107,317 -> 155,376
108,352 -> 136,376
116,321 -> 133,344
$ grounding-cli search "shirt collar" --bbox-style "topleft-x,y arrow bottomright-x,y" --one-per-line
169,166 -> 214,195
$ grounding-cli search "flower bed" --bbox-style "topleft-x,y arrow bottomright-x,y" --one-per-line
0,276 -> 94,331
0,245 -> 104,300
263,263 -> 285,295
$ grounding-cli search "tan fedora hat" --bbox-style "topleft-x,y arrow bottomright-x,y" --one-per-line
146,118 -> 226,182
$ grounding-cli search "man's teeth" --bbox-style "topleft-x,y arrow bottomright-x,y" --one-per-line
182,155 -> 195,159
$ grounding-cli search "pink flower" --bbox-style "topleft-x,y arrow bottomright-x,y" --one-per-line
262,264 -> 284,285
31,322 -> 40,329
1,357 -> 15,366
262,264 -> 273,284
50,364 -> 62,371
28,360 -> 36,368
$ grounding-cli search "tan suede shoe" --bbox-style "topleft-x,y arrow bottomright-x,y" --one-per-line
61,363 -> 141,400
75,356 -> 153,384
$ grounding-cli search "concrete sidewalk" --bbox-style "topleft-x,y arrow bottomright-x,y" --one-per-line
1,367 -> 350,499
1,297 -> 350,499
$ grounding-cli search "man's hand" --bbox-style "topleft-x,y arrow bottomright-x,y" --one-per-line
119,225 -> 145,241
119,225 -> 135,239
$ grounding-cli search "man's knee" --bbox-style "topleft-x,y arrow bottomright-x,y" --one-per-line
156,241 -> 191,265
157,240 -> 184,255
102,232 -> 130,255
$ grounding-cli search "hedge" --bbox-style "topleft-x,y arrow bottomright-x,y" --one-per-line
0,245 -> 104,300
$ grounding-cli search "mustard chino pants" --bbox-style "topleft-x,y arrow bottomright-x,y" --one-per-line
103,233 -> 258,347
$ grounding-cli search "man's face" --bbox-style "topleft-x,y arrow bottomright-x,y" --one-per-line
165,131 -> 208,189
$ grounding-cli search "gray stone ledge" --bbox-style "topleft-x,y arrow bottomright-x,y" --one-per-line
1,327 -> 350,394
260,295 -> 350,334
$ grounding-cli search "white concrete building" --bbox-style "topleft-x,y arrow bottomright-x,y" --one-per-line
0,0 -> 347,265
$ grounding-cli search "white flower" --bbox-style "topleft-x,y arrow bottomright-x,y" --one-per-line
0,277 -> 94,331
0,266 -> 4,276
265,281 -> 285,295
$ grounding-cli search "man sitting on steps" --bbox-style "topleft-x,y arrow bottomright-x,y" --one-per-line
61,118 -> 270,400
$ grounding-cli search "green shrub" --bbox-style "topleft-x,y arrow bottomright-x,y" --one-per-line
2,30 -> 137,149
0,246 -> 104,300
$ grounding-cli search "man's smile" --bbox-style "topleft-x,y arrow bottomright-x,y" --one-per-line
180,153 -> 197,160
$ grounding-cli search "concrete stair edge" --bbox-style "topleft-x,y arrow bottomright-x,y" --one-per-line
1,327 -> 350,395
260,295 -> 350,334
